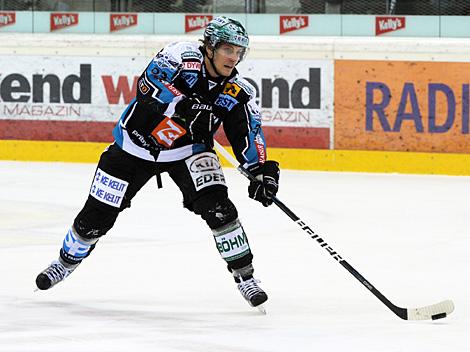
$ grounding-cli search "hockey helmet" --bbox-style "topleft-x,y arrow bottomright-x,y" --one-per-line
204,16 -> 249,56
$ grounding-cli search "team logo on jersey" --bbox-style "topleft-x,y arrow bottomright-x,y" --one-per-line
223,83 -> 241,97
181,71 -> 198,88
151,116 -> 186,148
215,94 -> 238,111
138,78 -> 149,94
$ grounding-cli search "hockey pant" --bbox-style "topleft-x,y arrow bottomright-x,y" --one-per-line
59,143 -> 253,271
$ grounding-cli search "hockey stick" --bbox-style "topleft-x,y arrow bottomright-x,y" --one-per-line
213,140 -> 454,320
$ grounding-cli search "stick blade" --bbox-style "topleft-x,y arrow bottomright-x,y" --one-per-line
406,300 -> 454,320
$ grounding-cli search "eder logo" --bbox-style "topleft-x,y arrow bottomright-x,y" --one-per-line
0,12 -> 15,28
50,13 -> 79,31
280,15 -> 309,34
110,14 -> 138,32
151,117 -> 186,148
185,15 -> 213,33
375,16 -> 406,36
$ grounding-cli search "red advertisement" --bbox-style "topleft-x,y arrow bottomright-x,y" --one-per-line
280,15 -> 309,34
375,16 -> 406,36
110,13 -> 138,32
50,13 -> 79,31
0,12 -> 15,28
185,15 -> 213,33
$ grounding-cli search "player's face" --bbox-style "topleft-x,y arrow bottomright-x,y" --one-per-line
208,43 -> 245,77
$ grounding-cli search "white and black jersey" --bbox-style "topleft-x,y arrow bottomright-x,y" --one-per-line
112,41 -> 267,169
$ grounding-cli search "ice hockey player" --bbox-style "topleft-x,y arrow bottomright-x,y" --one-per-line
36,16 -> 280,310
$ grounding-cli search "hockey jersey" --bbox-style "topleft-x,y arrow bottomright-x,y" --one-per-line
112,41 -> 267,169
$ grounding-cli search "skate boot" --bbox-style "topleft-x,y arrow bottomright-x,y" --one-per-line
237,276 -> 268,308
232,264 -> 268,310
36,259 -> 77,290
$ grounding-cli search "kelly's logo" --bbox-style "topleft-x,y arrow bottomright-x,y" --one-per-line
375,16 -> 406,35
280,15 -> 308,34
0,12 -> 15,27
185,15 -> 213,33
50,13 -> 79,31
110,14 -> 138,32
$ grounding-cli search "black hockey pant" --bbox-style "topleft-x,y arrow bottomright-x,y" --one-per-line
64,143 -> 253,270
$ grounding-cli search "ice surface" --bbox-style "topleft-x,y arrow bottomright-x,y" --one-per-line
0,161 -> 468,352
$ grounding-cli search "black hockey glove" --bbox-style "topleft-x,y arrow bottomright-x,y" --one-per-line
248,160 -> 280,207
174,95 -> 216,145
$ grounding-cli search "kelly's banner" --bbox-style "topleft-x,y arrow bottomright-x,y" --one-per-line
334,60 -> 470,153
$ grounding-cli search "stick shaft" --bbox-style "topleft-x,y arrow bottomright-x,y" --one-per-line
212,140 -> 408,318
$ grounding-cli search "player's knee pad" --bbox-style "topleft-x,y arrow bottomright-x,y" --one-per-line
73,201 -> 120,240
194,193 -> 238,229
60,226 -> 99,265
212,219 -> 253,267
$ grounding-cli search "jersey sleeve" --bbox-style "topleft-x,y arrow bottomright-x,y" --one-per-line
223,93 -> 267,169
136,43 -> 185,117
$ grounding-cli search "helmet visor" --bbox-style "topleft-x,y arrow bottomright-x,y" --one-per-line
215,43 -> 249,62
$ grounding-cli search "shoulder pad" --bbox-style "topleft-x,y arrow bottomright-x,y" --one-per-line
231,77 -> 256,99
160,41 -> 202,64
221,77 -> 255,104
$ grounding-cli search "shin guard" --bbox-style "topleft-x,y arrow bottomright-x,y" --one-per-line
212,219 -> 252,266
60,227 -> 98,266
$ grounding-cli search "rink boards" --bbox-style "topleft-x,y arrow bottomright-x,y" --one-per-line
1,34 -> 470,175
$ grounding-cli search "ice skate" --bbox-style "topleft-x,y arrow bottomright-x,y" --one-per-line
36,260 -> 77,290
236,276 -> 268,313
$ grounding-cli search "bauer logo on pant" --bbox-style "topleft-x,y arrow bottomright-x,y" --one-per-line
90,168 -> 128,207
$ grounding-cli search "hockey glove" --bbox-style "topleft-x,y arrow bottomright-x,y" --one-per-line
248,160 -> 280,207
174,95 -> 216,145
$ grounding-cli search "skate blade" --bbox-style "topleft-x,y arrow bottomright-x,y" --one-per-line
256,304 -> 267,314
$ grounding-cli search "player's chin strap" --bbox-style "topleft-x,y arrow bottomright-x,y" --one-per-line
212,139 -> 454,321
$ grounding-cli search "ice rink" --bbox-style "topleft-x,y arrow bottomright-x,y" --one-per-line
0,160 -> 468,352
